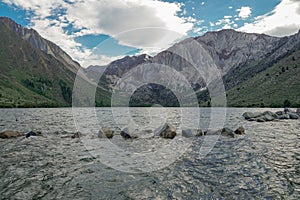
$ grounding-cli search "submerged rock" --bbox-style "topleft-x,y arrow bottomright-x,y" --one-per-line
0,130 -> 24,139
182,129 -> 203,138
234,126 -> 245,135
155,123 -> 176,139
98,128 -> 114,139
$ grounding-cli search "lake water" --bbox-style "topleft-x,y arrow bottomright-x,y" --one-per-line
0,108 -> 299,199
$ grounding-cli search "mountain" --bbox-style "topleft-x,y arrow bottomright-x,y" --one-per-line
1,17 -> 299,107
86,29 -> 300,107
0,17 -> 110,107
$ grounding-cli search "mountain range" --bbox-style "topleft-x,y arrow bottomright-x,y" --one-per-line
0,17 -> 299,107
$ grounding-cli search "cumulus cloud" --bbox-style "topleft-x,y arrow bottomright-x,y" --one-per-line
237,6 -> 252,19
239,0 -> 300,37
3,0 -> 194,67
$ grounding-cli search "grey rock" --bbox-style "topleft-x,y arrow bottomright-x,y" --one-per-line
182,129 -> 203,138
289,113 -> 299,119
120,128 -> 132,140
277,114 -> 290,119
242,112 -> 263,120
296,108 -> 300,115
234,126 -> 245,135
284,107 -> 293,114
155,123 -> 177,139
263,114 -> 275,121
221,128 -> 235,138
98,128 -> 114,139
275,111 -> 285,116
256,118 -> 266,122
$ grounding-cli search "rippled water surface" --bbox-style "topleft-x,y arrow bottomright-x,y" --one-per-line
0,108 -> 299,199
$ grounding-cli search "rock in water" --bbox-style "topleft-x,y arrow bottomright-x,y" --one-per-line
98,128 -> 114,139
242,112 -> 262,120
262,111 -> 275,121
182,129 -> 203,138
276,111 -> 285,116
0,130 -> 24,139
221,128 -> 235,138
25,131 -> 37,138
71,132 -> 82,139
256,117 -> 266,122
120,128 -> 132,140
234,126 -> 245,135
277,114 -> 290,119
284,107 -> 293,114
155,123 -> 177,139
289,113 -> 299,119
297,108 -> 300,115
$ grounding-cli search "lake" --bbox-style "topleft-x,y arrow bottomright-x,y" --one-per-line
0,107 -> 299,199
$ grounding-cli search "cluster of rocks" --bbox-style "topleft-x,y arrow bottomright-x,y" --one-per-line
182,126 -> 245,138
243,108 -> 300,122
0,124 -> 246,140
0,130 -> 42,139
96,123 -> 245,140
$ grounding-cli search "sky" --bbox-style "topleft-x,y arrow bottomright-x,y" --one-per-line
1,0 -> 300,67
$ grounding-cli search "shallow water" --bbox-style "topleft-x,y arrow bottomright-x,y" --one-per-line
0,108 -> 299,199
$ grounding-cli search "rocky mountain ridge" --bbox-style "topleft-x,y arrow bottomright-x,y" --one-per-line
86,28 -> 300,107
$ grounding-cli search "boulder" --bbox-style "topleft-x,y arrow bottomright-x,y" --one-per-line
277,114 -> 290,120
256,117 -> 266,122
25,131 -> 37,138
284,107 -> 293,114
182,129 -> 203,138
98,128 -> 114,139
289,113 -> 299,119
155,123 -> 176,139
242,112 -> 262,120
263,111 -> 276,121
297,108 -> 300,115
0,130 -> 24,139
120,128 -> 132,140
234,126 -> 245,135
275,111 -> 285,116
221,128 -> 235,138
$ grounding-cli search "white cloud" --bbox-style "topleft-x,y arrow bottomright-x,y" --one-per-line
239,0 -> 300,37
3,0 -> 194,67
201,2 -> 205,6
229,6 -> 233,9
237,6 -> 252,19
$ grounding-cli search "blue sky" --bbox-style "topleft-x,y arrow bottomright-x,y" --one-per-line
1,0 -> 300,67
